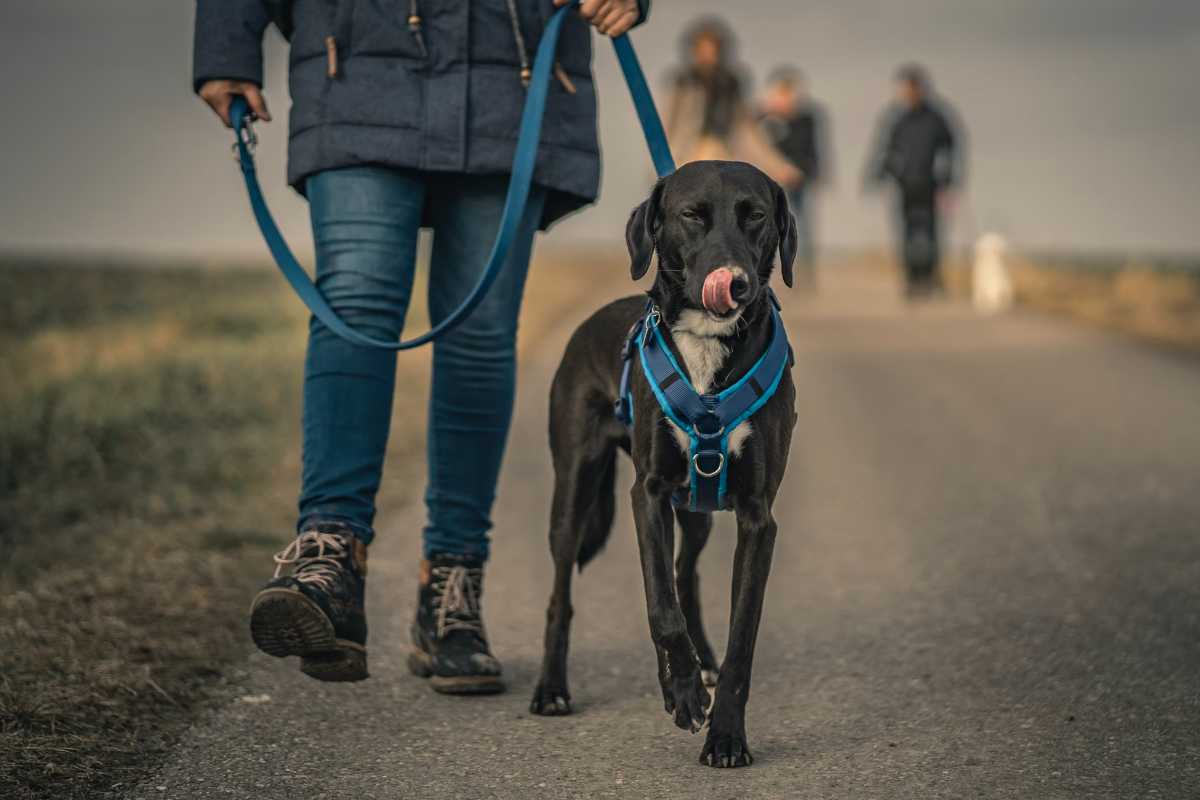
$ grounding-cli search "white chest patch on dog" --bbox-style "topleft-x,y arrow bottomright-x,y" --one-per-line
667,310 -> 753,460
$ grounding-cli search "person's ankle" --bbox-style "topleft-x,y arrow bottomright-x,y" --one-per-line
419,552 -> 485,582
300,517 -> 373,549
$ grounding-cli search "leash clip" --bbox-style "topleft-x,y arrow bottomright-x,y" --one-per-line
641,305 -> 661,346
232,116 -> 258,165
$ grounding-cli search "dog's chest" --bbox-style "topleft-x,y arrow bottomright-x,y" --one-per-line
666,315 -> 753,459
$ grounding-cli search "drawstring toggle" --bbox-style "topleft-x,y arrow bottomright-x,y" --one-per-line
407,6 -> 428,58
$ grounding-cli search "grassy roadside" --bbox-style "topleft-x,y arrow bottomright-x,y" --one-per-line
0,261 -> 309,798
0,253 -> 614,799
942,253 -> 1200,350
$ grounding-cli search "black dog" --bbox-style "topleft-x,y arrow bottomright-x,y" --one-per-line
530,161 -> 798,768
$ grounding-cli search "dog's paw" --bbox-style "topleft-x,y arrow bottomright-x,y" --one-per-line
667,671 -> 710,733
699,726 -> 753,768
529,681 -> 572,716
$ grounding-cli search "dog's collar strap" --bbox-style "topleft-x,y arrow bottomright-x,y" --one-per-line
618,291 -> 790,513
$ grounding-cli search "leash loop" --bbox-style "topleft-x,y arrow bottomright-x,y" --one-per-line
227,1 -> 673,351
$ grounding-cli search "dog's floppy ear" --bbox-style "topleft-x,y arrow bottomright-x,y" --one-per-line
626,179 -> 666,280
773,181 -> 798,288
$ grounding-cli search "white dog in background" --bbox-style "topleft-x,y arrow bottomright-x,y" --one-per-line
972,233 -> 1014,313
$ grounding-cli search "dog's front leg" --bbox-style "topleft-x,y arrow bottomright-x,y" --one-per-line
700,500 -> 778,768
631,474 -> 710,732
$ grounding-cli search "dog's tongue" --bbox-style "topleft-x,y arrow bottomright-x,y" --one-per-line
702,268 -> 737,314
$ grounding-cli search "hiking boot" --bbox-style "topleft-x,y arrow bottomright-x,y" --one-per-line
249,524 -> 368,682
407,554 -> 504,694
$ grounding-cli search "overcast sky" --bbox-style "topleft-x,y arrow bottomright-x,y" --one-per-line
1,1 -> 1197,258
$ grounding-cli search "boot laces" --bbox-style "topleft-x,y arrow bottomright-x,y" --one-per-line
273,530 -> 350,592
430,564 -> 485,638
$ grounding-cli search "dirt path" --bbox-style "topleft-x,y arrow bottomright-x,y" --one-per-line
133,261 -> 1200,799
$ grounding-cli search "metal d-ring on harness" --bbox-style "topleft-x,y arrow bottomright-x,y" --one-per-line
227,0 -> 674,351
615,291 -> 792,513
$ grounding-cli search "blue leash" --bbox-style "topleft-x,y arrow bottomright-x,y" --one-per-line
229,1 -> 674,350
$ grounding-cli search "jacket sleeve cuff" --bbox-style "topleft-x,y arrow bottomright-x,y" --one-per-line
192,0 -> 270,92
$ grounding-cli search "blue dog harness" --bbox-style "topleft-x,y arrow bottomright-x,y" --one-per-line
227,1 -> 674,351
615,292 -> 792,513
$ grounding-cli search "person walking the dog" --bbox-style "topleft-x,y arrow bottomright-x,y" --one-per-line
194,0 -> 648,693
663,17 -> 800,187
864,64 -> 964,298
758,66 -> 827,288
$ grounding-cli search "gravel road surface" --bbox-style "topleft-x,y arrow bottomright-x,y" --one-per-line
134,261 -> 1200,799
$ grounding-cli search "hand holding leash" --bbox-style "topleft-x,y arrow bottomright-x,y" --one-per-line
554,0 -> 641,37
200,79 -> 270,128
226,0 -> 674,351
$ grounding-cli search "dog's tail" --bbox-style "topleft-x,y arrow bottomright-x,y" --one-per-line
575,445 -> 618,571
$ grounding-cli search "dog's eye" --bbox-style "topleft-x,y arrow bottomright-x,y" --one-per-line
747,211 -> 767,223
680,209 -> 701,222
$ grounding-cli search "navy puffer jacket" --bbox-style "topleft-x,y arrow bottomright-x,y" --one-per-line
194,0 -> 649,227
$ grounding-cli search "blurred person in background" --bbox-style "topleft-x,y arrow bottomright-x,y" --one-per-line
663,17 -> 800,188
758,66 -> 827,289
865,63 -> 964,298
193,0 -> 647,695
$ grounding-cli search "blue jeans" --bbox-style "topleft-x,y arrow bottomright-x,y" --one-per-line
298,166 -> 546,561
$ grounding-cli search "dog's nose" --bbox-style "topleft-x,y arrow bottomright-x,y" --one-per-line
730,276 -> 751,304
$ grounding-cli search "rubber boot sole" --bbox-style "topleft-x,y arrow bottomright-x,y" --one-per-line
407,648 -> 505,695
249,587 -> 368,682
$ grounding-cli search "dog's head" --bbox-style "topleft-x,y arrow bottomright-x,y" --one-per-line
626,161 -> 797,325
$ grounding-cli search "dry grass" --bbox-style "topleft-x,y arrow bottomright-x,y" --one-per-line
0,252 -> 615,799
1011,258 -> 1200,349
0,262 -> 308,798
942,252 -> 1200,350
